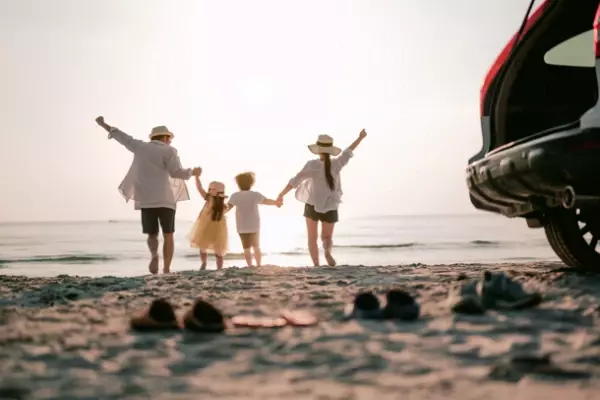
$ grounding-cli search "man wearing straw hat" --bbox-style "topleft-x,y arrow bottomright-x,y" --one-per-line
95,116 -> 201,275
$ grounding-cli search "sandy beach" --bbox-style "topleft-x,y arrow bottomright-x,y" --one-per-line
1,262 -> 600,399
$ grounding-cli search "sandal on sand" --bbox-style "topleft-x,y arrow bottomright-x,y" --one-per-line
448,280 -> 486,315
344,292 -> 383,320
280,309 -> 318,327
183,298 -> 227,333
480,271 -> 543,310
381,289 -> 420,321
449,271 -> 542,315
231,315 -> 288,328
130,298 -> 182,332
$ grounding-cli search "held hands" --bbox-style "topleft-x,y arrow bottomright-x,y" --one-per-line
276,194 -> 284,208
192,167 -> 202,177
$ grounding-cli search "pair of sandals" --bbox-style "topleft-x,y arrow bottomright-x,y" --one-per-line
344,289 -> 420,321
130,298 -> 318,332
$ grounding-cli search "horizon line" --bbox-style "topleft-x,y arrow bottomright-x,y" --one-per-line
0,212 -> 490,224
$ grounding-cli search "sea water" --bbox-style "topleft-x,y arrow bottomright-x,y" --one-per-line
0,213 -> 558,277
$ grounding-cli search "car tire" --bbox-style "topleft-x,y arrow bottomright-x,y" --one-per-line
544,207 -> 600,269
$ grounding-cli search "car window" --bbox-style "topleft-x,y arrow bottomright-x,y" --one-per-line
544,30 -> 594,67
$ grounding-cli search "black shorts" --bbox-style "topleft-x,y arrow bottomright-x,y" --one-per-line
141,207 -> 176,235
303,204 -> 339,223
239,232 -> 260,249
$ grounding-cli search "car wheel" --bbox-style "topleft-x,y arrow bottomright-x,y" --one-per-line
544,207 -> 600,269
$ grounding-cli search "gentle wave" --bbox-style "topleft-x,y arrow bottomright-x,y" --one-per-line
334,240 -> 541,249
0,239 -> 545,266
0,254 -> 117,264
334,243 -> 418,249
470,240 -> 498,246
183,252 -> 247,260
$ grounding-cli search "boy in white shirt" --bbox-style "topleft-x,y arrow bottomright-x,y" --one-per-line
227,172 -> 281,267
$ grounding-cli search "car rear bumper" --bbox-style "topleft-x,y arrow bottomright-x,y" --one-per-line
466,124 -> 600,217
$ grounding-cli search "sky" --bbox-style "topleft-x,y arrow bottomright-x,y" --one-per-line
0,0 -> 546,222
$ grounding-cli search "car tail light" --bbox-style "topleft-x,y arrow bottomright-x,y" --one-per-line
595,5 -> 600,58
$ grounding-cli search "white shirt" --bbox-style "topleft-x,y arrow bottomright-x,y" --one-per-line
108,128 -> 192,210
288,148 -> 353,213
228,190 -> 266,234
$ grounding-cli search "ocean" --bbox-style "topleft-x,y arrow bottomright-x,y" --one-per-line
0,213 -> 559,277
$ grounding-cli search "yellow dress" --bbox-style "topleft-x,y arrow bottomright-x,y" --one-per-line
187,197 -> 229,255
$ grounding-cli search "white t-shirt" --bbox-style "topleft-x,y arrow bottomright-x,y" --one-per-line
228,190 -> 266,234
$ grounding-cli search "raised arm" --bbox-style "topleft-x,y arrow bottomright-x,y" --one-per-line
165,148 -> 196,180
195,175 -> 207,198
336,129 -> 368,169
349,129 -> 367,151
95,116 -> 143,153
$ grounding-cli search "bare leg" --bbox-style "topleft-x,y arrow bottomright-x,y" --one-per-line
147,234 -> 159,275
305,217 -> 319,266
243,249 -> 253,267
216,254 -> 224,270
253,246 -> 262,267
321,222 -> 336,266
162,233 -> 174,273
200,250 -> 208,270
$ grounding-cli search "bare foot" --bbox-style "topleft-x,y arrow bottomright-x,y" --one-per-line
149,255 -> 159,274
324,252 -> 336,267
163,268 -> 170,274
200,263 -> 207,270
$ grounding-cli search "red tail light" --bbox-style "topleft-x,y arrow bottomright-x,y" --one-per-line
594,5 -> 600,58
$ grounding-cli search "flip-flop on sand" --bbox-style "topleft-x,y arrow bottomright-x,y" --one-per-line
280,309 -> 318,327
231,315 -> 288,328
381,289 -> 420,321
130,298 -> 182,332
183,298 -> 227,333
344,291 -> 383,320
230,310 -> 318,328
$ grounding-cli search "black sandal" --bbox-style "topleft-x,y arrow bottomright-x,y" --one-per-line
130,298 -> 182,332
183,298 -> 227,333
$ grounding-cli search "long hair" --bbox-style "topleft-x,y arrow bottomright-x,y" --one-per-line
202,194 -> 226,221
323,153 -> 335,190
211,195 -> 226,221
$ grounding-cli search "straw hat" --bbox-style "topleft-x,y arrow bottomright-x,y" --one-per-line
307,134 -> 341,156
149,125 -> 175,140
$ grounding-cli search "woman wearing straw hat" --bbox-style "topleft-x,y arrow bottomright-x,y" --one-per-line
277,129 -> 367,266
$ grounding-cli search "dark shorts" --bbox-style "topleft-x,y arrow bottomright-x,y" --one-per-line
141,207 -> 176,235
303,204 -> 339,223
239,232 -> 260,249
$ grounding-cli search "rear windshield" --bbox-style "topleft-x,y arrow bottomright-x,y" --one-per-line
544,30 -> 594,67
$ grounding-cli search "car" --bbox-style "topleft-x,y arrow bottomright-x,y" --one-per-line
466,0 -> 600,269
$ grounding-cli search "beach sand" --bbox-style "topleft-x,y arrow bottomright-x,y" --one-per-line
1,262 -> 600,399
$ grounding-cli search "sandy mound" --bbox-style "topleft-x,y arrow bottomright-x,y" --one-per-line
1,262 -> 600,399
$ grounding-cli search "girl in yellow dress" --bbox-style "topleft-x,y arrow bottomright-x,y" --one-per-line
188,174 -> 229,270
